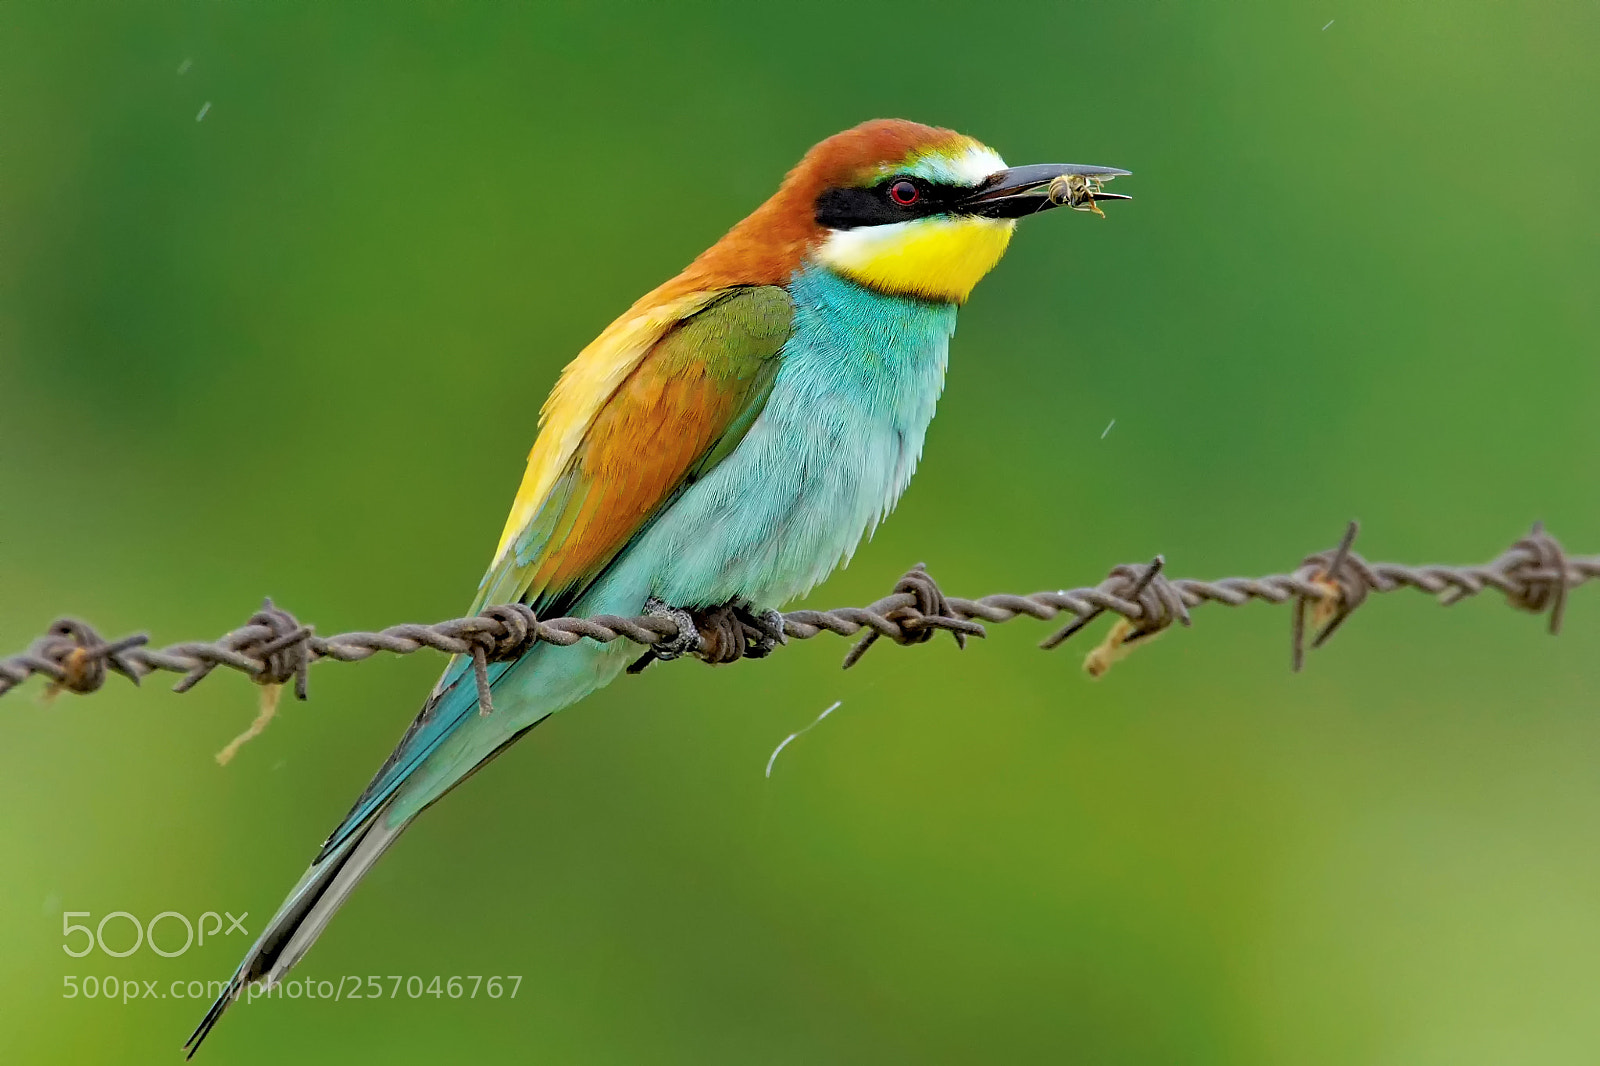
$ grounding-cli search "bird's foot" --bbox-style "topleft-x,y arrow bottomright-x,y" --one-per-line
629,599 -> 785,673
642,597 -> 703,661
692,602 -> 787,663
740,606 -> 787,660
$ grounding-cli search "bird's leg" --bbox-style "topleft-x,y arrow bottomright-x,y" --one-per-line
737,604 -> 787,659
642,597 -> 703,661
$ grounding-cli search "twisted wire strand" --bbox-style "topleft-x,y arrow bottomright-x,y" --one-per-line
2,522 -> 1593,711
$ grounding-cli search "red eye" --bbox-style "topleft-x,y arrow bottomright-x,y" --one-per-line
888,180 -> 920,206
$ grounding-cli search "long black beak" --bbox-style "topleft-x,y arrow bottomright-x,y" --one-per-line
965,163 -> 1132,218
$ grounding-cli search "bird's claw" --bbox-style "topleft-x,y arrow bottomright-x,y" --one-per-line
642,597 -> 702,661
742,607 -> 787,659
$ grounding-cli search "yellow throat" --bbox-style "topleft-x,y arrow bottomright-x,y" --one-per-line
816,215 -> 1016,303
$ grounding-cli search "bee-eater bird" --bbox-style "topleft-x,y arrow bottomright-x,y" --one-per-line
186,118 -> 1129,1054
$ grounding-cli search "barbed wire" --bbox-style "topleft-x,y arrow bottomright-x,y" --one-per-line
1,522 -> 1593,722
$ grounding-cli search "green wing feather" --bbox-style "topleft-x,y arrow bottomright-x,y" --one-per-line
472,284 -> 794,617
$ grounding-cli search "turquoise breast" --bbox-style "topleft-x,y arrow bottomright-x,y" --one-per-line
591,264 -> 958,612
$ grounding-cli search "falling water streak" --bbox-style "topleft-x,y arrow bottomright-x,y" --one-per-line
765,701 -> 843,778
1101,418 -> 1116,439
196,101 -> 211,122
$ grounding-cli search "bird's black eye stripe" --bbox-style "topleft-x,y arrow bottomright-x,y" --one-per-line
815,178 -> 970,229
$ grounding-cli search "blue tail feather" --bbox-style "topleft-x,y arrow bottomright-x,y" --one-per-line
316,655 -> 511,860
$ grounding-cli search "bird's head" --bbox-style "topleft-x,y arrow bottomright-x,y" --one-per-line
681,119 -> 1130,304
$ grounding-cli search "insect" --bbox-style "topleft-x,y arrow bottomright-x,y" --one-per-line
1047,173 -> 1110,218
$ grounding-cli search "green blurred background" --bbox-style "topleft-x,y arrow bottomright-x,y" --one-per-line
3,1 -> 1598,1062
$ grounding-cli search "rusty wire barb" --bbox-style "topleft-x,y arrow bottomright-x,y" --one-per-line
1,523 -> 1594,718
